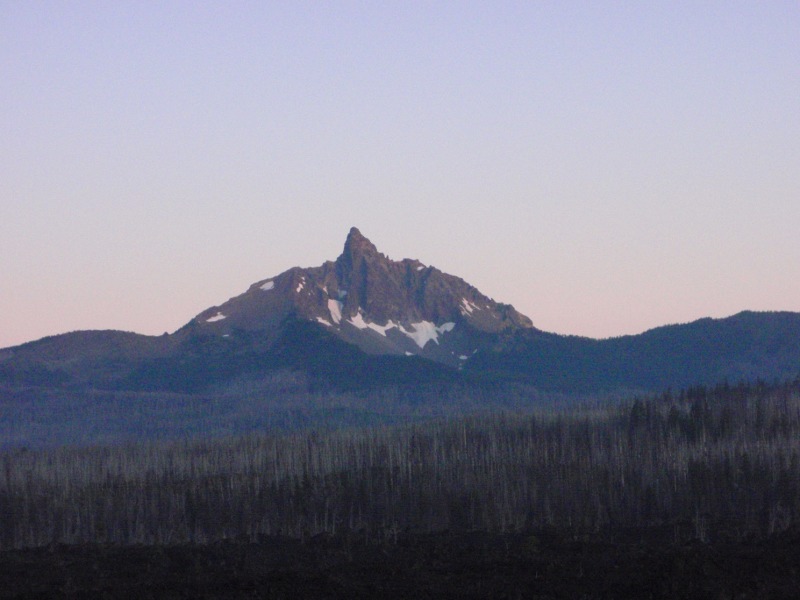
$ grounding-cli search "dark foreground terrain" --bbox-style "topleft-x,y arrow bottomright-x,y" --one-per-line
2,529 -> 799,599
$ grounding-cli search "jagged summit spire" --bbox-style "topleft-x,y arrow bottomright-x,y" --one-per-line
337,227 -> 383,295
342,227 -> 379,259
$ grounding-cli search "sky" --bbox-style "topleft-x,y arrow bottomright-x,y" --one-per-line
2,2 -> 799,348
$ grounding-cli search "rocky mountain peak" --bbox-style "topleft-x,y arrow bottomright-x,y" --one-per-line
338,227 -> 382,275
342,227 -> 379,258
335,227 -> 391,308
188,227 -> 535,367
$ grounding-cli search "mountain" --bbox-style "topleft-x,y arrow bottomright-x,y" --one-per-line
187,227 -> 532,368
0,228 -> 533,394
466,310 -> 800,393
1,227 -> 799,402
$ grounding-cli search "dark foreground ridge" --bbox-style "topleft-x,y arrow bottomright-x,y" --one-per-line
2,530 -> 799,599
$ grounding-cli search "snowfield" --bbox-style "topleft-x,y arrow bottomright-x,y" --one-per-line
327,299 -> 343,324
348,311 -> 398,336
399,321 -> 455,348
460,298 -> 481,315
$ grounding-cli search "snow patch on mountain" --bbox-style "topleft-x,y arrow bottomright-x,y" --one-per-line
460,298 -> 481,315
327,299 -> 343,325
348,312 -> 398,336
347,312 -> 369,330
399,321 -> 455,348
316,317 -> 332,327
206,312 -> 227,323
260,281 -> 274,291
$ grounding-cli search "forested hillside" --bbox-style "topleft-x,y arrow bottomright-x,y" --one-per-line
467,311 -> 800,392
3,378 -> 799,550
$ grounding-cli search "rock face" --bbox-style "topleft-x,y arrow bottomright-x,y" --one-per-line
190,227 -> 534,367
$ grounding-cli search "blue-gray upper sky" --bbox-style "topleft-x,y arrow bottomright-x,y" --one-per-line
2,1 -> 799,347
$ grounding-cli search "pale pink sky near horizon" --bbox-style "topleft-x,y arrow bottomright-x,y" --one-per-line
2,2 -> 799,348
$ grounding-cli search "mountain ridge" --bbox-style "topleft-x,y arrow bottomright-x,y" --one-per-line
184,226 -> 533,367
1,228 -> 798,401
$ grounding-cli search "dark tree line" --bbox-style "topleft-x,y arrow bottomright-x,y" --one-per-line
2,378 -> 799,549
